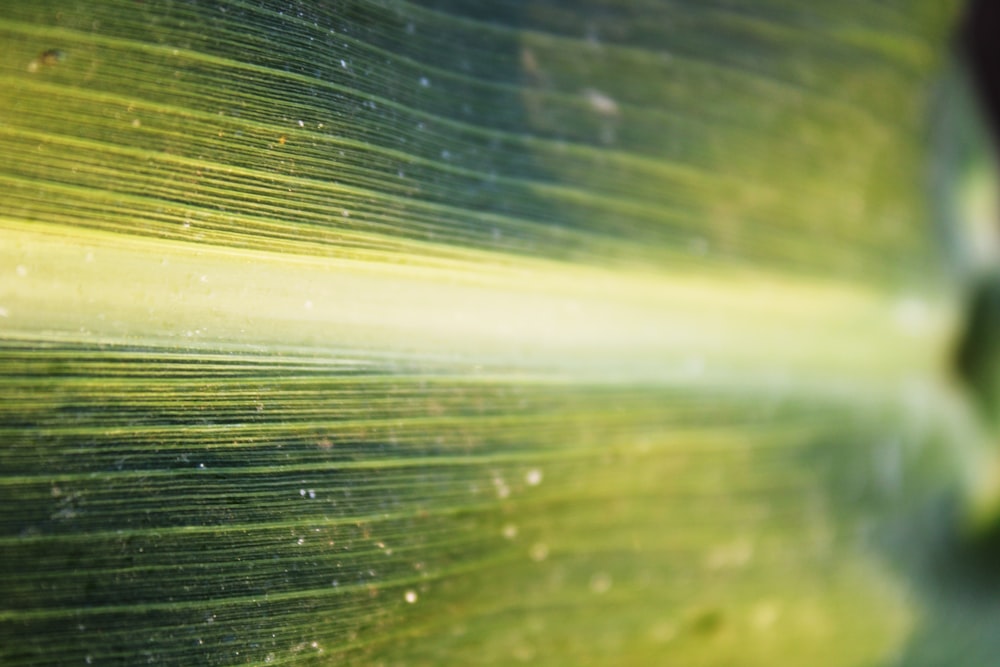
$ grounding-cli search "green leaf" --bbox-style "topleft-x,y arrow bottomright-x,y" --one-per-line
2,1 -> 995,665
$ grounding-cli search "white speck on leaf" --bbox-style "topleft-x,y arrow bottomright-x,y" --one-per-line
583,88 -> 620,117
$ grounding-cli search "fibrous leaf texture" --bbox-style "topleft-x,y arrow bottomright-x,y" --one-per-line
1,1 -> 994,665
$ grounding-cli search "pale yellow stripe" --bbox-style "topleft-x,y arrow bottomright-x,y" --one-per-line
0,220 -> 956,388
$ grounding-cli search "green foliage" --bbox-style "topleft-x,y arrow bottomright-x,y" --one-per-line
1,1 -> 993,665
